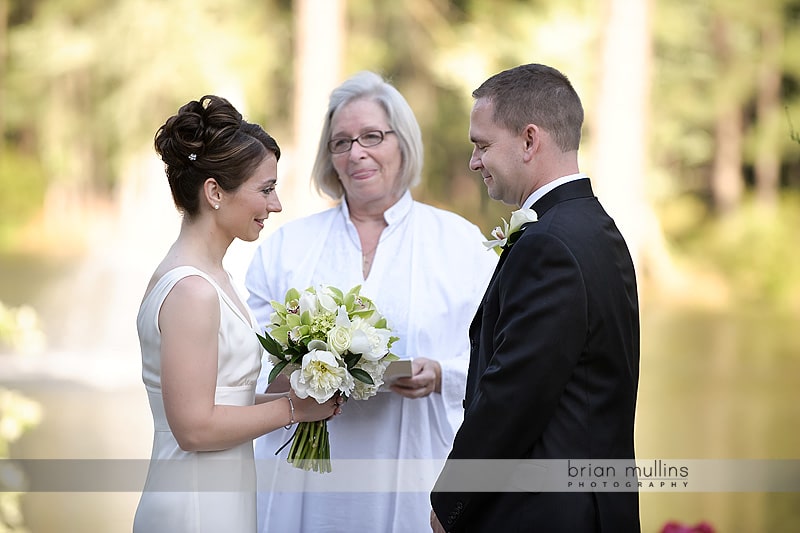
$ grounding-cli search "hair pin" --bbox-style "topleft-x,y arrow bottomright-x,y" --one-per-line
188,153 -> 197,161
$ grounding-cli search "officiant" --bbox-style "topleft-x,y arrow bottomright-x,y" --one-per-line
245,70 -> 497,533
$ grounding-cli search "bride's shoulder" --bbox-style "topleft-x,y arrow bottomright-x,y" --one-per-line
142,264 -> 213,303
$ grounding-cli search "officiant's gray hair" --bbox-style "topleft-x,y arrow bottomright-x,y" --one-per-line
311,71 -> 423,200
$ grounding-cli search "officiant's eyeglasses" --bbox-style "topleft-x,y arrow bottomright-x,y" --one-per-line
327,130 -> 395,154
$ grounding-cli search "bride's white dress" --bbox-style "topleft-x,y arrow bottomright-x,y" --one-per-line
133,266 -> 262,533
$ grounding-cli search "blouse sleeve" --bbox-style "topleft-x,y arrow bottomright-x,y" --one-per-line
415,207 -> 498,434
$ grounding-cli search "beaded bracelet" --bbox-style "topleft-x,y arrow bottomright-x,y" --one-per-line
284,395 -> 296,430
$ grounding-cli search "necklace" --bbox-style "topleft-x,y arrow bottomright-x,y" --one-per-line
362,247 -> 377,264
361,243 -> 378,277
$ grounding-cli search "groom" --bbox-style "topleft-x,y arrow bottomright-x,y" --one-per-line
430,64 -> 641,532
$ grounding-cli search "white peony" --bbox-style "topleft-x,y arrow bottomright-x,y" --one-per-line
350,360 -> 389,400
290,341 -> 350,402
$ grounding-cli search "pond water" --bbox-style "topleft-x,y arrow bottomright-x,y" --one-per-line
2,251 -> 799,532
635,303 -> 800,532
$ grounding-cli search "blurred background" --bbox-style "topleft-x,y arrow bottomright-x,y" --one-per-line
0,0 -> 799,531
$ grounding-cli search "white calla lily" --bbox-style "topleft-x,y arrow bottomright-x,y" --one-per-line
509,208 -> 538,232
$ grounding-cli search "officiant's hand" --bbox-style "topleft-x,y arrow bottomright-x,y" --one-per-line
390,357 -> 441,398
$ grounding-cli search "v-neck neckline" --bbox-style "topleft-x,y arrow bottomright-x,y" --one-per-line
161,266 -> 255,329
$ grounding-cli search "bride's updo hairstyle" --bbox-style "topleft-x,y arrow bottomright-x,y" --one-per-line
154,95 -> 281,217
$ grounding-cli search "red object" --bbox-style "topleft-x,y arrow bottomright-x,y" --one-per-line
661,521 -> 715,533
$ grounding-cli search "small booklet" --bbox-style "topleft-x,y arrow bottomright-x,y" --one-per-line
382,358 -> 413,384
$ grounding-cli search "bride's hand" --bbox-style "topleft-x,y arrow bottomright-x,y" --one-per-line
290,391 -> 343,422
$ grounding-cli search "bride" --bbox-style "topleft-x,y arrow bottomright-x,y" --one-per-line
133,95 -> 342,533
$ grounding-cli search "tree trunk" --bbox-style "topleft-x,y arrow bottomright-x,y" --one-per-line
710,13 -> 744,215
754,19 -> 783,208
591,0 -> 679,285
286,0 -> 345,219
0,0 -> 8,152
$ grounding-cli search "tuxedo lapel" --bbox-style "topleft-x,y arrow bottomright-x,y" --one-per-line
476,180 -> 594,307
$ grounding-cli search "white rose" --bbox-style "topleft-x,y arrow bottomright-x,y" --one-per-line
327,326 -> 351,356
327,306 -> 353,355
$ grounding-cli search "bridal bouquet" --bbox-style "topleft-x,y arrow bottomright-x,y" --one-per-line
257,284 -> 398,473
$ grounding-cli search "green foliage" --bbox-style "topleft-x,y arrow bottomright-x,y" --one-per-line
2,0 -> 800,300
651,0 -> 800,200
664,192 -> 800,308
0,386 -> 42,531
4,0 -> 293,201
0,301 -> 46,354
0,150 -> 46,249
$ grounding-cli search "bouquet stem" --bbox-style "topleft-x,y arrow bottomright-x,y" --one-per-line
285,420 -> 331,473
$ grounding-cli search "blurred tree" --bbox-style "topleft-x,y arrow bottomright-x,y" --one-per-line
0,0 -> 7,153
4,0 -> 294,250
650,0 -> 800,215
590,0 -> 653,269
753,6 -> 783,207
345,0 -> 599,227
710,9 -> 746,215
2,0 -> 800,264
287,0 -> 344,217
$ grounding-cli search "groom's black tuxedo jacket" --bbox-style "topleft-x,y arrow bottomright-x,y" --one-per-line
432,179 -> 640,533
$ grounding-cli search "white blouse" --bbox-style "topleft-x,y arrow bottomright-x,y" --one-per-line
245,190 -> 497,533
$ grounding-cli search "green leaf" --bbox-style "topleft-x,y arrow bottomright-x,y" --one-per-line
268,360 -> 289,383
344,352 -> 362,369
349,367 -> 374,385
257,332 -> 285,358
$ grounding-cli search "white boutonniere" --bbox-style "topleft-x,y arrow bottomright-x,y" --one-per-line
482,208 -> 538,255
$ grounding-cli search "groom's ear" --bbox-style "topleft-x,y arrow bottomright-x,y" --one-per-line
203,178 -> 222,208
521,124 -> 540,162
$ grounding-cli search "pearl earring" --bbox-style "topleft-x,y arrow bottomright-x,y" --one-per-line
214,204 -> 220,210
